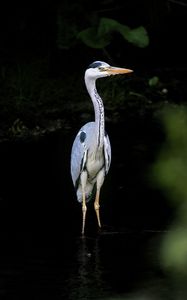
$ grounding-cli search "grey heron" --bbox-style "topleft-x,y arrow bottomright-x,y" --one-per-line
70,61 -> 133,235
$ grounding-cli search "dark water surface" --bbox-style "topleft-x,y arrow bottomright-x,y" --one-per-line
0,124 -> 173,299
0,230 -> 168,300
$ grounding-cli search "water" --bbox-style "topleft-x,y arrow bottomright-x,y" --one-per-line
0,230 -> 167,299
0,124 -> 173,299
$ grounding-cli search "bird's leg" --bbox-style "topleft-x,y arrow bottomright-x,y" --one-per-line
94,168 -> 105,228
80,171 -> 87,236
82,190 -> 87,236
94,189 -> 101,228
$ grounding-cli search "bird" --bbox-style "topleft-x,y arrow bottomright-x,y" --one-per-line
70,61 -> 133,235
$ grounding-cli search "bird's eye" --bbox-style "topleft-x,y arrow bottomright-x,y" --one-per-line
98,67 -> 105,71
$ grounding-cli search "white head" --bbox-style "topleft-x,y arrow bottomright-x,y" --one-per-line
85,61 -> 133,81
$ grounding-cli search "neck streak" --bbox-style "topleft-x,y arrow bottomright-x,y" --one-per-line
85,77 -> 105,148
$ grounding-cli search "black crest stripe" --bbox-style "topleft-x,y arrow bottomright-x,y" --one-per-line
88,62 -> 102,69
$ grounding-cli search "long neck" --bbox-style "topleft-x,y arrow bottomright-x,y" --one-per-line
85,76 -> 105,148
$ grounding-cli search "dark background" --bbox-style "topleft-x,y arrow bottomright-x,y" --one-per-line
0,0 -> 187,69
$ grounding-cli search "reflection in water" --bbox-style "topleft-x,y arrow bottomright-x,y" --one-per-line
60,231 -> 175,300
64,236 -> 111,300
0,231 -> 178,299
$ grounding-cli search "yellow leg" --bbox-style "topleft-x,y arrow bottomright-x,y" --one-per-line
82,191 -> 87,236
94,189 -> 101,228
80,171 -> 87,236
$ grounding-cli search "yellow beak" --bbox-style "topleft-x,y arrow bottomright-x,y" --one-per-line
106,67 -> 133,75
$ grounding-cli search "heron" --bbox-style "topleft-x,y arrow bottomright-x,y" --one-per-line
70,61 -> 133,235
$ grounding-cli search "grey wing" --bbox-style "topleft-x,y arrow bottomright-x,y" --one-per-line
104,133 -> 111,174
70,128 -> 88,188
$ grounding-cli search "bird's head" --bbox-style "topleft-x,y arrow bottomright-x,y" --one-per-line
85,61 -> 133,80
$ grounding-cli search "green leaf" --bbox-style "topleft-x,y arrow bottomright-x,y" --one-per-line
119,25 -> 149,48
78,18 -> 149,49
149,76 -> 159,87
98,18 -> 149,48
78,27 -> 111,49
98,18 -> 120,36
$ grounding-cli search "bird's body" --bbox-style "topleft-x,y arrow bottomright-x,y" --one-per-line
71,121 -> 111,203
70,61 -> 133,235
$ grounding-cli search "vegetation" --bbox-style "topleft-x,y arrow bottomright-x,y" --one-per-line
152,107 -> 187,297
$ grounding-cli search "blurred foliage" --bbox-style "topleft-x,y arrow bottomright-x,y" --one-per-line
153,106 -> 187,205
78,18 -> 149,49
153,106 -> 187,280
0,59 -> 82,138
148,76 -> 160,87
57,2 -> 149,51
